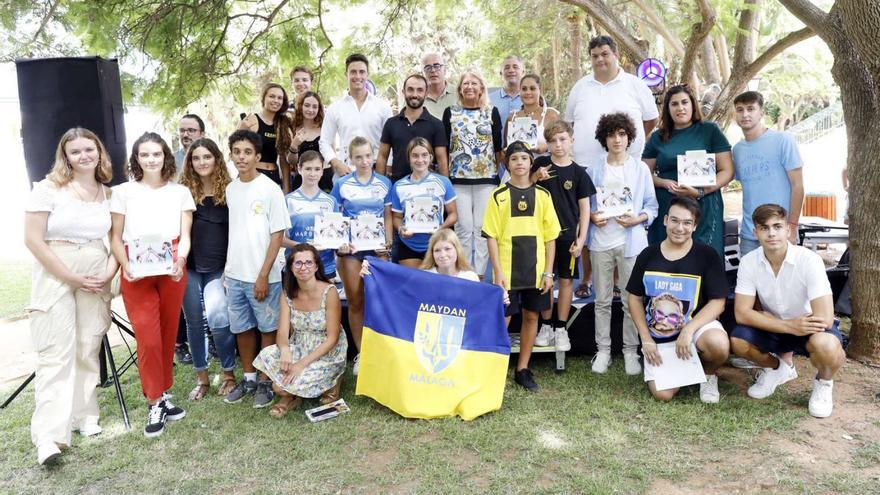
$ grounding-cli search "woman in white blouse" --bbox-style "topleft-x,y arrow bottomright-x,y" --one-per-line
109,132 -> 195,439
24,128 -> 118,465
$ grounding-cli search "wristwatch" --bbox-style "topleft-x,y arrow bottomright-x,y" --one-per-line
541,272 -> 554,280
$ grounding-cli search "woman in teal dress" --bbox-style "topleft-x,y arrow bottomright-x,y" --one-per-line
642,84 -> 733,257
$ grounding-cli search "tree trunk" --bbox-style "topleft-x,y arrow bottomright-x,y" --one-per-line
714,32 -> 731,83
733,0 -> 761,69
700,36 -> 722,85
560,0 -> 649,63
567,11 -> 584,80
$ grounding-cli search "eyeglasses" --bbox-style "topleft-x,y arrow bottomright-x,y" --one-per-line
293,260 -> 316,269
423,63 -> 445,73
178,128 -> 200,134
651,308 -> 683,326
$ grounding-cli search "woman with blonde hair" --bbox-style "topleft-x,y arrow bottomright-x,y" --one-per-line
178,138 -> 238,400
362,228 -> 478,282
441,69 -> 504,277
24,127 -> 118,465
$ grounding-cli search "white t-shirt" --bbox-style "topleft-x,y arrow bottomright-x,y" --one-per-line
590,163 -> 627,251
564,70 -> 659,166
110,181 -> 195,243
225,173 -> 291,284
27,180 -> 111,244
735,245 -> 832,320
426,267 -> 481,282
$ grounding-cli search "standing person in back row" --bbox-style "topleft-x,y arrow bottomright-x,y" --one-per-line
732,91 -> 804,257
320,53 -> 393,177
489,55 -> 524,126
565,35 -> 659,299
422,52 -> 458,119
238,83 -> 296,192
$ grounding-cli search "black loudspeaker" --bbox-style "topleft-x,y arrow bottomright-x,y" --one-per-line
16,56 -> 127,187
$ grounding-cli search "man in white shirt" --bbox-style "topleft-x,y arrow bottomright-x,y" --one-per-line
320,53 -> 393,177
564,35 -> 659,297
731,204 -> 845,418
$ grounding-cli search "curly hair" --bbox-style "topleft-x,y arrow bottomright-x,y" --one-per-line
128,132 -> 175,181
179,138 -> 232,205
46,127 -> 113,187
595,112 -> 637,152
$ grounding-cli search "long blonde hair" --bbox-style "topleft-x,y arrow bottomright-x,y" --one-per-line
419,228 -> 473,273
46,127 -> 113,187
456,69 -> 491,112
178,138 -> 232,205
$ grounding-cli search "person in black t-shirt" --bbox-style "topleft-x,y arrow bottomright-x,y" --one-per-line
626,197 -> 729,403
529,120 -> 595,352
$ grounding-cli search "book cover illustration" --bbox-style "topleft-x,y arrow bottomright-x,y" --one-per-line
127,236 -> 174,278
677,150 -> 716,187
405,196 -> 441,234
596,185 -> 634,219
314,211 -> 349,249
351,213 -> 386,252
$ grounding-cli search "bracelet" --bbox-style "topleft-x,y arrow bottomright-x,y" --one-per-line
541,272 -> 554,279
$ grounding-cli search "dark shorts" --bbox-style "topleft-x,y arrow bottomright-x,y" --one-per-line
730,320 -> 843,357
392,236 -> 426,262
505,287 -> 552,317
553,238 -> 580,279
338,250 -> 377,263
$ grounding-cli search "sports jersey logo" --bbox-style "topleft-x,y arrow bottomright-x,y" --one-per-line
564,180 -> 573,190
517,200 -> 528,211
414,303 -> 466,374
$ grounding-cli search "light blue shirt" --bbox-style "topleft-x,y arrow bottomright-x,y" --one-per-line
285,188 -> 339,275
489,89 -> 522,131
587,156 -> 659,258
732,129 -> 802,241
330,172 -> 392,219
391,172 -> 457,252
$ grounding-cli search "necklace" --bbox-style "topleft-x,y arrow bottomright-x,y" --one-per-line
69,179 -> 100,203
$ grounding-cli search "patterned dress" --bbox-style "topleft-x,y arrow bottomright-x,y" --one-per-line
253,285 -> 347,397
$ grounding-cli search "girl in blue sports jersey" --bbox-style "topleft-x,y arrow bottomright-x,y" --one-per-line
391,137 -> 458,268
282,150 -> 339,280
330,136 -> 392,375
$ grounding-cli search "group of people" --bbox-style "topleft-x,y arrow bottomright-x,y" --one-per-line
25,34 -> 845,467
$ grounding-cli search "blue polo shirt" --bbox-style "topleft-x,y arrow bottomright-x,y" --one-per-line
489,89 -> 522,130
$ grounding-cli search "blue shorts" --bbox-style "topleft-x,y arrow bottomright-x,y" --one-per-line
730,319 -> 843,357
226,278 -> 282,334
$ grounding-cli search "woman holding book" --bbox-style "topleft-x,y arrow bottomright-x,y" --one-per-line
178,138 -> 238,400
25,128 -> 118,465
110,132 -> 195,438
642,84 -> 733,257
238,83 -> 296,192
289,91 -> 333,192
254,243 -> 347,418
390,137 -> 458,268
330,136 -> 392,376
503,74 -> 559,154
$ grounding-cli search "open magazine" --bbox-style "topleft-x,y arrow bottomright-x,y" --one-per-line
677,150 -> 716,187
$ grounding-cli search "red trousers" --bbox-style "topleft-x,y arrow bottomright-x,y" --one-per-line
121,273 -> 187,402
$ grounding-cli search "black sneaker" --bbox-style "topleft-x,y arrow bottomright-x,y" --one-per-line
144,403 -> 166,438
514,368 -> 539,392
253,381 -> 275,409
175,344 -> 193,365
161,396 -> 186,421
223,379 -> 257,404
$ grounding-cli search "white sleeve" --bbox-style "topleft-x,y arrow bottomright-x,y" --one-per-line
563,85 -> 577,123
25,181 -> 55,212
267,187 -> 292,233
179,186 -> 196,212
637,80 -> 660,120
734,255 -> 757,296
319,104 -> 339,162
109,184 -> 127,214
805,252 -> 833,301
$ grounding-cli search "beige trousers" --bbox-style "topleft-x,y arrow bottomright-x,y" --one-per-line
29,240 -> 112,447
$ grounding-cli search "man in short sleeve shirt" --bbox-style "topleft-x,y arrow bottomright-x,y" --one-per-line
627,197 -> 729,403
731,204 -> 845,418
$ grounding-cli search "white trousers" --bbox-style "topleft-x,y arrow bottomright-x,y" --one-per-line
29,241 -> 112,447
453,183 -> 494,275
590,245 -> 639,353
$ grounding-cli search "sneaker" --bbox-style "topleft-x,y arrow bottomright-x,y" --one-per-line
161,396 -> 186,421
352,354 -> 360,376
554,327 -> 571,352
76,420 -> 102,437
514,368 -> 539,391
591,351 -> 611,374
700,375 -> 720,403
36,441 -> 61,465
728,356 -> 761,369
535,324 -> 554,347
809,378 -> 834,418
223,379 -> 257,404
175,344 -> 193,365
748,357 -> 797,399
623,353 -> 642,375
144,403 -> 166,438
253,381 -> 275,409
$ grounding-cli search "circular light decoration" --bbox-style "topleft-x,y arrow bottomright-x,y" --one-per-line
637,58 -> 667,87
365,79 -> 377,95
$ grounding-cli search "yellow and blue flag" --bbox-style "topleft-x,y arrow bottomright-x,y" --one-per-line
356,258 -> 510,420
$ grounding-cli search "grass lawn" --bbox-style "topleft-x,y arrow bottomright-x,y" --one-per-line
2,347 -> 840,495
0,261 -> 30,319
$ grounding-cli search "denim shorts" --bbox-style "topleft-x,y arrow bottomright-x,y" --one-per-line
226,278 -> 282,334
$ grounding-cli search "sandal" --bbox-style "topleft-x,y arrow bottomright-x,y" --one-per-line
575,282 -> 592,299
268,395 -> 302,419
188,382 -> 209,401
320,377 -> 343,405
217,377 -> 236,397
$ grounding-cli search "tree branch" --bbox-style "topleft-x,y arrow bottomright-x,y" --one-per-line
777,0 -> 830,37
732,0 -> 760,70
745,26 -> 815,78
679,0 -> 716,84
631,0 -> 684,57
31,0 -> 61,43
315,0 -> 333,77
560,0 -> 648,63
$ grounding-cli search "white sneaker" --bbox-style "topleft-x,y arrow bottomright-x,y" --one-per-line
554,327 -> 571,352
623,353 -> 642,375
352,354 -> 360,376
728,356 -> 761,369
809,378 -> 834,418
591,351 -> 611,374
748,357 -> 797,399
76,422 -> 102,437
535,324 -> 554,347
37,441 -> 61,466
700,375 -> 720,403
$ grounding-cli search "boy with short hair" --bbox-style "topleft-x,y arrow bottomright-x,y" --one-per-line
223,130 -> 291,408
483,141 -> 561,391
531,120 -> 595,352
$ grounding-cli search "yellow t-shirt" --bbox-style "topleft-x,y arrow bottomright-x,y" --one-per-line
481,183 -> 561,290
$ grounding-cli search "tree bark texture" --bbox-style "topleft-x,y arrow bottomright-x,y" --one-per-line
560,0 -> 649,64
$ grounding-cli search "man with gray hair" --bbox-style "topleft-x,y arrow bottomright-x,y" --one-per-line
489,55 -> 524,125
422,52 -> 457,119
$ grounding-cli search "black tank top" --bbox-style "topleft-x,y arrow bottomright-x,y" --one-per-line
255,114 -> 279,165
